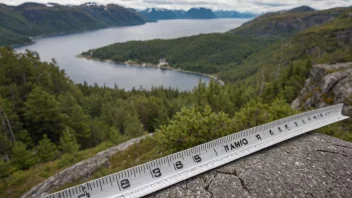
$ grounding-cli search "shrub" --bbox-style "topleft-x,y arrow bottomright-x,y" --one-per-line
155,105 -> 231,154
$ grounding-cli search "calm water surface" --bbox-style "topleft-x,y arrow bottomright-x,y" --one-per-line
16,19 -> 250,91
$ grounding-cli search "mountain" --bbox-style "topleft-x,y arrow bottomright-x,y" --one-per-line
0,2 -> 146,46
221,7 -> 352,97
229,6 -> 346,38
287,6 -> 315,13
138,8 -> 181,20
85,6 -> 352,99
78,3 -> 146,26
186,8 -> 215,19
213,10 -> 258,18
138,8 -> 256,20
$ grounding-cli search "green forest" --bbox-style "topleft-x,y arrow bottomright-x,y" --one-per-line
0,5 -> 351,198
1,44 -> 351,196
85,7 -> 352,84
0,3 -> 146,46
82,34 -> 273,74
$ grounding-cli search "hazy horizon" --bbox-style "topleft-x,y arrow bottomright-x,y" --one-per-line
2,0 -> 351,14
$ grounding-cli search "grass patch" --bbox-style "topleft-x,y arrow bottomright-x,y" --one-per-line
0,141 -> 116,198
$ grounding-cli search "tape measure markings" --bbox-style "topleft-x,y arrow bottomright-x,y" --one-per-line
43,104 -> 348,198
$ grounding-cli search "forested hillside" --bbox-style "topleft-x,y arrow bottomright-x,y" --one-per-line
0,47 -> 335,198
229,6 -> 346,38
222,7 -> 352,93
0,3 -> 146,46
1,5 -> 352,198
85,7 -> 352,87
0,47 -> 186,197
82,34 -> 272,74
0,47 -> 279,197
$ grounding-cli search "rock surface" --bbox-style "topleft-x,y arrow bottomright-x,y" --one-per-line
21,136 -> 147,198
147,133 -> 352,198
291,62 -> 352,116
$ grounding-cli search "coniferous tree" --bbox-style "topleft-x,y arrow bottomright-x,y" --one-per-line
23,87 -> 63,142
123,113 -> 144,137
108,127 -> 123,144
67,105 -> 90,147
0,133 -> 12,160
59,128 -> 80,154
36,135 -> 59,162
10,142 -> 35,170
0,159 -> 10,178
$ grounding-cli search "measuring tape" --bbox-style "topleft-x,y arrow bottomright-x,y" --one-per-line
43,104 -> 349,198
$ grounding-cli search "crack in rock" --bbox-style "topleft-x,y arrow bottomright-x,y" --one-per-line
145,133 -> 352,198
316,149 -> 348,157
238,177 -> 251,195
333,143 -> 352,150
203,176 -> 214,198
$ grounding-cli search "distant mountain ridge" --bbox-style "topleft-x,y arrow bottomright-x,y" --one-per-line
0,2 -> 146,46
213,10 -> 257,18
138,7 -> 257,20
229,6 -> 346,38
0,2 -> 258,46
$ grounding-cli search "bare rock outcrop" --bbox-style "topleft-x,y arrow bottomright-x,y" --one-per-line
291,62 -> 352,115
148,133 -> 352,198
22,136 -> 147,198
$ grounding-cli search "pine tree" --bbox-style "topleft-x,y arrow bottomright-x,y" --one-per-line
36,135 -> 59,162
10,142 -> 35,170
0,133 -> 12,159
67,105 -> 90,147
123,113 -> 143,137
108,126 -> 123,144
23,87 -> 63,142
0,158 -> 10,178
59,127 -> 80,154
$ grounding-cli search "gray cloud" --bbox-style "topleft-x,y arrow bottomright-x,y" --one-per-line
1,0 -> 351,13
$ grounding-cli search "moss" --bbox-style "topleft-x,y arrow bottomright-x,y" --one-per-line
322,91 -> 335,105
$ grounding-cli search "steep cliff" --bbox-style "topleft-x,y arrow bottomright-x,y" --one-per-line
148,133 -> 352,198
291,63 -> 352,116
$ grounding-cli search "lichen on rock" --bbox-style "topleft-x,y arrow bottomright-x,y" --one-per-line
291,62 -> 352,115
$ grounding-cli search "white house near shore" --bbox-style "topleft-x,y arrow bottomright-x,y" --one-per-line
158,58 -> 169,68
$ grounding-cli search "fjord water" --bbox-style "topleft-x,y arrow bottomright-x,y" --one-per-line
16,19 -> 249,91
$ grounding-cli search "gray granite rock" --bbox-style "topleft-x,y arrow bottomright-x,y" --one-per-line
291,62 -> 352,115
147,133 -> 352,198
21,136 -> 147,198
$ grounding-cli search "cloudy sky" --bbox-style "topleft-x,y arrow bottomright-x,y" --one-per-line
1,0 -> 351,13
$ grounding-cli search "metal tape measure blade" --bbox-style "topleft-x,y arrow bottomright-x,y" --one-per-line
43,104 -> 349,198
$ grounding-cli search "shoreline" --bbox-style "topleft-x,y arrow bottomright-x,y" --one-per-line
78,55 -> 225,86
11,23 -> 148,48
